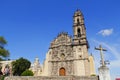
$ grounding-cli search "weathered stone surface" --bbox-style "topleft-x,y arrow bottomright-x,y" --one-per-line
5,76 -> 99,80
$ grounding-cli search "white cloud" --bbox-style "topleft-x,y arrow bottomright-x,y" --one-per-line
98,28 -> 113,36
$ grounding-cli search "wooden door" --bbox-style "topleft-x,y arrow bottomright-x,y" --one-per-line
59,68 -> 66,76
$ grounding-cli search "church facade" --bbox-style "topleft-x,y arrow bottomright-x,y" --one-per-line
30,10 -> 95,77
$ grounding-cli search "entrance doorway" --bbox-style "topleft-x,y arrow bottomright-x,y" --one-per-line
59,67 -> 66,76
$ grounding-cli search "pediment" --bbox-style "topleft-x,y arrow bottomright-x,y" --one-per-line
50,32 -> 72,48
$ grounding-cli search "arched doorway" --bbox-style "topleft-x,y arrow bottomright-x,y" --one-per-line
59,67 -> 66,76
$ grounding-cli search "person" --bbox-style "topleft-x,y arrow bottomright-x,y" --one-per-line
4,65 -> 10,76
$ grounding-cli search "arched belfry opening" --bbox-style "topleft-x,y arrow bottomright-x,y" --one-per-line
59,67 -> 66,76
77,28 -> 81,37
77,18 -> 80,25
77,18 -> 79,23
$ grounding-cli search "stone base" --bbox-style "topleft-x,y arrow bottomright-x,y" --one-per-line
5,76 -> 99,80
98,66 -> 111,80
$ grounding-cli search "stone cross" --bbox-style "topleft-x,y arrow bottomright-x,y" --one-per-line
95,45 -> 107,66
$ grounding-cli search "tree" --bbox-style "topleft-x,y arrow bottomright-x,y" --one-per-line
21,69 -> 34,76
12,57 -> 31,76
0,36 -> 9,61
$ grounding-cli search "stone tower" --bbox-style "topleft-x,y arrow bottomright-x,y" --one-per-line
72,10 -> 90,76
30,57 -> 42,76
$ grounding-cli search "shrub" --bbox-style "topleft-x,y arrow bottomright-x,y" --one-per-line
21,70 -> 34,76
91,74 -> 96,76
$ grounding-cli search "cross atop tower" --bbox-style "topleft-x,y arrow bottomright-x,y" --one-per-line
95,45 -> 107,66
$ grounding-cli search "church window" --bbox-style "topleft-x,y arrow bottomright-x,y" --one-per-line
77,18 -> 79,23
77,28 -> 81,37
77,18 -> 80,25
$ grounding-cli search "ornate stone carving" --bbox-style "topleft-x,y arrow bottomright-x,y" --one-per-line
50,32 -> 72,48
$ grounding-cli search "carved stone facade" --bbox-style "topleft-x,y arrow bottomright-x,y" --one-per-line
48,32 -> 74,76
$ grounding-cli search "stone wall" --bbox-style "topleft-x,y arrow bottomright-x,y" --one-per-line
5,76 -> 99,80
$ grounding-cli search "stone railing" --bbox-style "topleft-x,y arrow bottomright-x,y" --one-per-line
5,76 -> 99,80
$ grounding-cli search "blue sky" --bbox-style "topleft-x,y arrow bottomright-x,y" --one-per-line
0,0 -> 120,79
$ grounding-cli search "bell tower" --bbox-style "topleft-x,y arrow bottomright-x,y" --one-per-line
73,10 -> 89,48
72,10 -> 90,76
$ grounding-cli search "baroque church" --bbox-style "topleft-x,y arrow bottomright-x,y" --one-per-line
30,10 -> 96,77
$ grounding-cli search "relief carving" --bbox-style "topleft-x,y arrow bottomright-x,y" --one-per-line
49,33 -> 75,76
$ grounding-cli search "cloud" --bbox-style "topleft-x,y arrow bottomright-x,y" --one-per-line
98,28 -> 113,36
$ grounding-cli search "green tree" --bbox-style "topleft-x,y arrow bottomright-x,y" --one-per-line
12,57 -> 31,76
21,69 -> 34,76
0,36 -> 9,61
